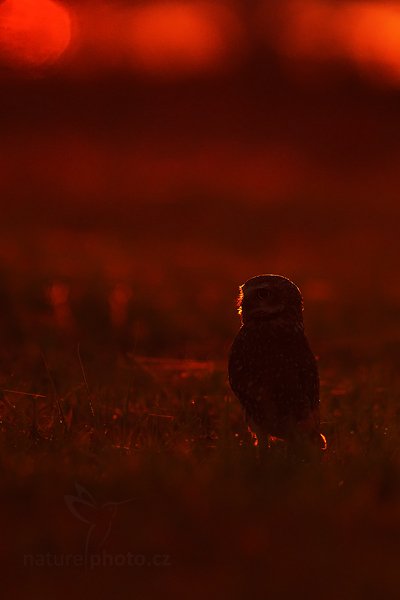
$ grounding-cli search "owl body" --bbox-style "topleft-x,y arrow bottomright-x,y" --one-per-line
228,275 -> 320,444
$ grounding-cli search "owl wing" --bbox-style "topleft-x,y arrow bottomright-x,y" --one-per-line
276,340 -> 319,420
228,328 -> 272,424
228,327 -> 319,434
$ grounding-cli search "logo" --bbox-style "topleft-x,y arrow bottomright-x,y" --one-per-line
64,483 -> 133,565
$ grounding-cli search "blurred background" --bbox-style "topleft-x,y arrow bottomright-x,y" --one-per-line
2,0 -> 400,359
3,7 -> 400,597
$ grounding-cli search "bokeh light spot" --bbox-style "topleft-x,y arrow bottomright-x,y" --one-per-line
339,3 -> 400,82
126,1 -> 243,74
278,1 -> 339,60
273,1 -> 400,85
0,0 -> 72,69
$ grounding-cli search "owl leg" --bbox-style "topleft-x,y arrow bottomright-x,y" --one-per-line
289,407 -> 326,461
246,419 -> 288,466
285,428 -> 325,464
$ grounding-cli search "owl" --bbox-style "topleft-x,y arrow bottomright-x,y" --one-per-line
228,274 -> 322,450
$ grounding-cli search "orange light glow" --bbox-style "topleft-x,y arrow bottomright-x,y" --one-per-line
126,1 -> 243,74
273,1 -> 400,84
48,281 -> 74,332
109,283 -> 132,329
248,426 -> 259,447
339,3 -> 400,81
277,1 -> 339,60
0,0 -> 72,68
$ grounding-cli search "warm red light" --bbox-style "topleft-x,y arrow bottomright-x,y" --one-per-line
126,1 -> 243,74
271,1 -> 400,84
340,3 -> 400,81
0,0 -> 72,68
278,1 -> 339,60
109,283 -> 132,329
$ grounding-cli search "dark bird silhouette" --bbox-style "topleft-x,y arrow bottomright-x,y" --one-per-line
228,274 -> 323,452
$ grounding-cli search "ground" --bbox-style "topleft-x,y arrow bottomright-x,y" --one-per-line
1,198 -> 400,599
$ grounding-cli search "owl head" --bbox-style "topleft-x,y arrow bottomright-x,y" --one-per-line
237,274 -> 304,326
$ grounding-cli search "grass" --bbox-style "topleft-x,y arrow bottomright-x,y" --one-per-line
2,200 -> 400,598
2,338 -> 400,599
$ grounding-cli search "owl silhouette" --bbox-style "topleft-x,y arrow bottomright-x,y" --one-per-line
228,275 -> 322,451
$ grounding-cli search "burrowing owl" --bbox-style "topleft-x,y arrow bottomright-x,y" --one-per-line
228,275 -> 321,448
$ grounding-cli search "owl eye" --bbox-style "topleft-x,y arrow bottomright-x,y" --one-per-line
257,288 -> 272,300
